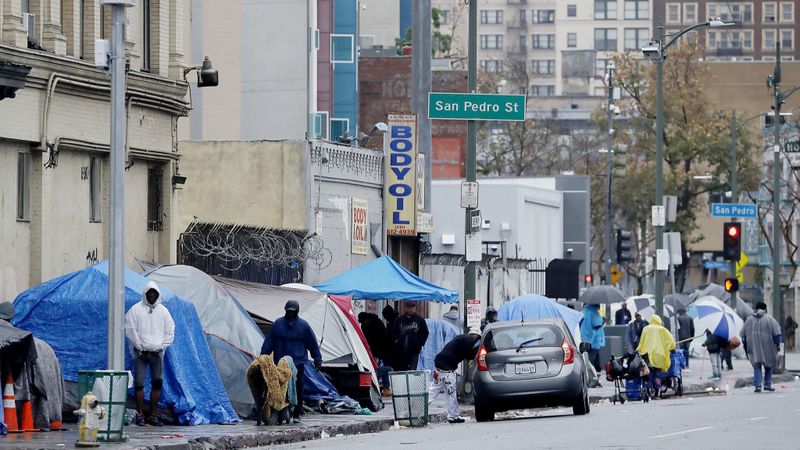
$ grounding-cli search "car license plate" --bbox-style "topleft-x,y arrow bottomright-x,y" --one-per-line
515,363 -> 536,375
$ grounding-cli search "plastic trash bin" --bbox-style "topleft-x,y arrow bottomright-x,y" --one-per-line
389,370 -> 428,427
77,370 -> 129,442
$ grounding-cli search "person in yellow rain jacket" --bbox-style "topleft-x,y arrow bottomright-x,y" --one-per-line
636,315 -> 676,371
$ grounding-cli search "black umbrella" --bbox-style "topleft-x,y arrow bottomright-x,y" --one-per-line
579,285 -> 626,305
664,293 -> 692,310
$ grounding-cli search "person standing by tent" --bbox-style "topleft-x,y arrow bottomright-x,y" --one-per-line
427,327 -> 481,424
676,309 -> 695,367
358,312 -> 387,359
580,304 -> 606,371
125,282 -> 175,427
615,303 -> 632,325
442,305 -> 462,333
740,302 -> 782,393
626,313 -> 648,353
389,301 -> 429,371
261,300 -> 322,421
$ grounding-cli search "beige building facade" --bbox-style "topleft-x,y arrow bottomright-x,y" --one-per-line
0,0 -> 189,301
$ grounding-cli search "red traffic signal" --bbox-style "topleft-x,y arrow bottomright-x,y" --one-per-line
723,222 -> 741,261
727,225 -> 739,238
724,277 -> 739,293
584,274 -> 593,285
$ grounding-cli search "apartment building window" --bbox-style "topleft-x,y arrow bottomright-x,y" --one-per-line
683,3 -> 697,23
780,2 -> 794,22
532,59 -> 555,75
17,152 -> 31,222
530,85 -> 555,96
331,35 -> 355,63
330,118 -> 349,140
595,0 -> 617,19
519,35 -> 527,49
567,32 -> 577,47
532,9 -> 555,23
519,9 -> 527,23
594,28 -> 617,51
141,0 -> 151,72
480,60 -> 503,72
764,30 -> 776,49
764,3 -> 777,23
147,166 -> 164,232
89,157 -> 101,223
596,58 -> 610,77
666,3 -> 680,23
567,4 -> 577,17
480,34 -> 503,49
624,28 -> 649,50
624,0 -> 648,19
480,10 -> 503,24
532,34 -> 555,49
782,30 -> 793,49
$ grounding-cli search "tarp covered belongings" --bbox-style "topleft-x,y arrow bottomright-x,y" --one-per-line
12,261 -> 238,425
498,294 -> 583,342
314,256 -> 459,303
418,319 -> 460,373
144,265 -> 264,418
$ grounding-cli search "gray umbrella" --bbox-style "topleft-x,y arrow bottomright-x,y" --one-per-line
664,293 -> 692,310
579,285 -> 626,305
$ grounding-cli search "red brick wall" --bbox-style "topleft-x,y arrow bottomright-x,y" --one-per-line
359,57 -> 467,178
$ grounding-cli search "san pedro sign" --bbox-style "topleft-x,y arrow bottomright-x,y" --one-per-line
428,92 -> 526,121
385,114 -> 417,236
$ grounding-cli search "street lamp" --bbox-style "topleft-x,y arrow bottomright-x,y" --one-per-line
641,20 -> 733,316
605,62 -> 617,287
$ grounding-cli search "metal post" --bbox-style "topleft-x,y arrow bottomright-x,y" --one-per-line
772,43 -> 783,326
605,64 -> 614,285
730,111 -> 738,295
107,3 -> 127,371
654,26 -> 665,317
411,0 -> 432,213
464,0 -> 477,329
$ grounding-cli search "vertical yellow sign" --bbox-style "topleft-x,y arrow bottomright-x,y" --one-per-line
351,198 -> 369,255
385,114 -> 417,236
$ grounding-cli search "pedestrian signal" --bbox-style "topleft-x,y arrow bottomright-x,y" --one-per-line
724,277 -> 739,293
616,230 -> 633,263
722,222 -> 741,261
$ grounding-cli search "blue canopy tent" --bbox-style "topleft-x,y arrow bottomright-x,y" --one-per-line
314,256 -> 459,303
497,294 -> 583,341
12,262 -> 238,425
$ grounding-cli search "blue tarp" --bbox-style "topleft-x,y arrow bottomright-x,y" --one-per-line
315,256 -> 459,303
418,319 -> 460,372
498,294 -> 582,337
12,262 -> 238,425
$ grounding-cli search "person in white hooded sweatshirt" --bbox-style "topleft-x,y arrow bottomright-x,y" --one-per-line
125,281 -> 175,426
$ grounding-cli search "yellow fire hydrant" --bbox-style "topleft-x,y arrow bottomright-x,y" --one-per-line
74,391 -> 105,447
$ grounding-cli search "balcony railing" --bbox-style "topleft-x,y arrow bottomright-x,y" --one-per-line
507,45 -> 528,58
507,19 -> 528,30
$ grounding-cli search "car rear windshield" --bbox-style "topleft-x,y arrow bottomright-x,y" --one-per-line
483,325 -> 564,352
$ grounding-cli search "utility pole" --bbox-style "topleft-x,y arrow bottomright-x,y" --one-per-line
412,0 -> 433,213
654,25 -> 665,316
772,43 -> 783,327
605,64 -> 615,286
463,0 -> 477,329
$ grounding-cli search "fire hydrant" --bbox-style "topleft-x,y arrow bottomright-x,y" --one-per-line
74,391 -> 105,447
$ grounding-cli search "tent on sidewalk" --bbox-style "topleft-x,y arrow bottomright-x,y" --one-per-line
143,265 -> 264,418
12,262 -> 238,425
314,256 -> 459,303
498,294 -> 583,342
214,278 -> 382,411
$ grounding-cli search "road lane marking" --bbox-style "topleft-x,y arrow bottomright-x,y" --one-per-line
650,427 -> 713,439
746,417 -> 767,421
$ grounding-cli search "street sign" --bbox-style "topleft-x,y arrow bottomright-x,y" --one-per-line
664,232 -> 682,265
652,205 -> 665,227
703,261 -> 730,269
736,252 -> 749,283
786,140 -> 800,153
461,181 -> 479,208
467,299 -> 482,329
470,209 -> 482,233
710,203 -> 757,218
610,265 -> 622,285
466,233 -> 482,261
428,92 -> 526,121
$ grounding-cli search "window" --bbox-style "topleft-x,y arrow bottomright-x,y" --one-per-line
764,30 -> 776,49
782,30 -> 793,49
764,3 -> 777,23
480,10 -> 503,24
17,152 -> 31,221
624,0 -> 648,19
311,111 -> 329,140
519,35 -> 527,48
438,9 -> 451,25
567,4 -> 577,17
594,28 -> 617,51
480,60 -> 503,72
624,28 -> 648,50
532,59 -> 555,75
89,157 -> 101,222
532,34 -> 555,49
715,3 -> 753,23
331,34 -> 354,63
567,32 -> 577,47
519,9 -> 526,22
780,2 -> 794,22
480,35 -> 503,49
147,166 -> 164,232
666,3 -> 680,23
595,0 -> 617,19
743,30 -> 753,49
530,85 -> 555,96
141,0 -> 152,71
683,3 -> 697,23
330,118 -> 349,140
532,9 -> 555,23
596,58 -> 610,77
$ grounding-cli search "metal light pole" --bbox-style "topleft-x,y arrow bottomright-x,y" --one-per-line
772,43 -> 783,325
605,64 -> 615,285
463,0 -> 477,327
730,111 -> 738,281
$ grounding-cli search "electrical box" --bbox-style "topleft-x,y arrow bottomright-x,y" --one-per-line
94,39 -> 110,69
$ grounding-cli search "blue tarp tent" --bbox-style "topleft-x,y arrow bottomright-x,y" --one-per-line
315,256 -> 459,303
12,262 -> 238,425
498,294 -> 583,341
418,319 -> 460,372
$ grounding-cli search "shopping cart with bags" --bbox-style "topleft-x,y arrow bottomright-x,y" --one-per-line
605,353 -> 650,404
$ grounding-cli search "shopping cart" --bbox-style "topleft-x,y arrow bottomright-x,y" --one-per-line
605,353 -> 650,404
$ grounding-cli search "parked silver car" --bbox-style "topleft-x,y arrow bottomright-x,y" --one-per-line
473,319 -> 591,421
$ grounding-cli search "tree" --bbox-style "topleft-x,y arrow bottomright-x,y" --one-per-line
394,7 -> 456,58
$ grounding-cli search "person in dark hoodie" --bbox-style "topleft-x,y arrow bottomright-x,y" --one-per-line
358,312 -> 387,359
389,301 -> 430,371
442,305 -> 462,333
261,300 -> 322,421
427,327 -> 481,423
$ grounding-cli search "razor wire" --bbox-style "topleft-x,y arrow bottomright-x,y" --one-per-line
180,221 -> 332,272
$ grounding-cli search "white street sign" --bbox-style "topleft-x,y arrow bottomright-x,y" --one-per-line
656,249 -> 669,271
652,205 -> 665,227
467,299 -> 482,329
461,181 -> 479,208
466,233 -> 482,261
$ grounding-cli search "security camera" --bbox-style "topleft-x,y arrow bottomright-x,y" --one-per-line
641,42 -> 662,61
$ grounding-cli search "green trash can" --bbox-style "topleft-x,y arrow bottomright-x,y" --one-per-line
77,370 -> 129,442
389,370 -> 428,427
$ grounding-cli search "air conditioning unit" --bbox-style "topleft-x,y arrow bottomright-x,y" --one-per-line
22,13 -> 35,42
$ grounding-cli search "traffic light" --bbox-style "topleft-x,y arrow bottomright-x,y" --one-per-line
616,230 -> 633,263
723,222 -> 741,261
724,277 -> 739,293
584,274 -> 593,286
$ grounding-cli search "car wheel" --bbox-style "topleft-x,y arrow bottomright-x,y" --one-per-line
475,401 -> 494,422
573,386 -> 590,415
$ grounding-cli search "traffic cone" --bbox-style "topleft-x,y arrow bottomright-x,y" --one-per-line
19,399 -> 38,432
3,374 -> 20,433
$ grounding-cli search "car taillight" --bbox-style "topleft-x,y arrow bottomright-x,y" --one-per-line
359,373 -> 372,387
562,339 -> 574,365
477,344 -> 488,371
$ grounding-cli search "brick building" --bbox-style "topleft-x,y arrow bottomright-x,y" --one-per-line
359,55 -> 468,178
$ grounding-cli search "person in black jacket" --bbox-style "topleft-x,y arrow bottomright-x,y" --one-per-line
702,330 -> 728,379
358,312 -> 387,359
427,327 -> 481,423
389,301 -> 429,371
615,303 -> 632,325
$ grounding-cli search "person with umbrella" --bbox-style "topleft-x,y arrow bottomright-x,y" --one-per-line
580,305 -> 606,371
740,302 -> 782,393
